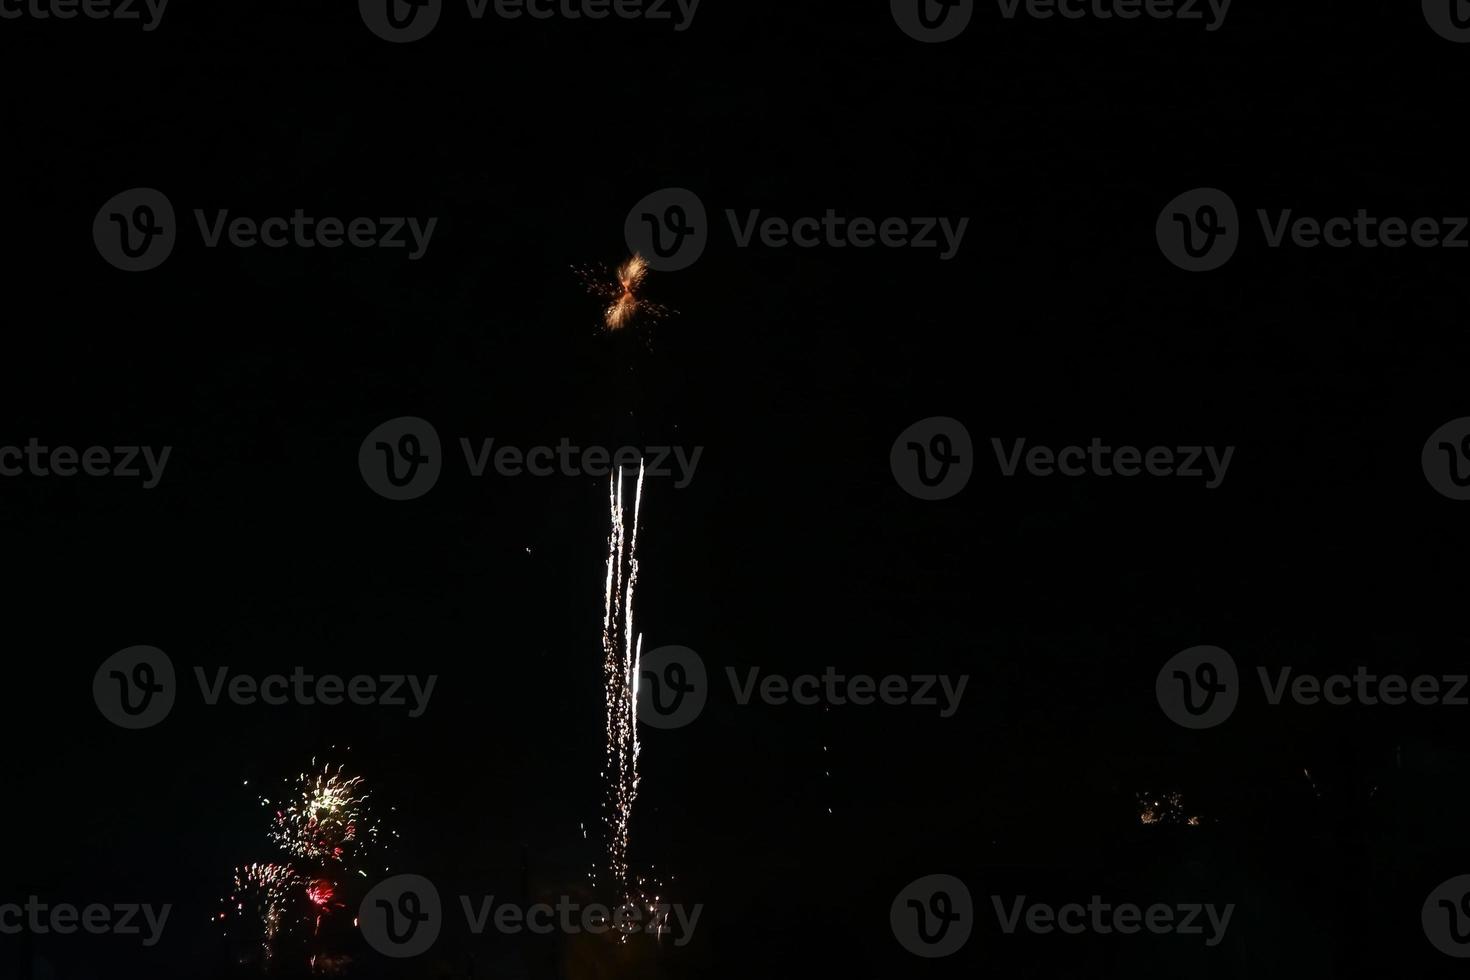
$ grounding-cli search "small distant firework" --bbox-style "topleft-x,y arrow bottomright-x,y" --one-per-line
1302,768 -> 1322,798
220,758 -> 392,972
1300,765 -> 1380,802
577,253 -> 671,332
1137,790 -> 1203,827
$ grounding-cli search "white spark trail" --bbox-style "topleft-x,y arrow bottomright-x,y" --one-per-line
602,459 -> 645,900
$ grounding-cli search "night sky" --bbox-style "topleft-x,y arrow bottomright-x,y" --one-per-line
4,2 -> 1470,977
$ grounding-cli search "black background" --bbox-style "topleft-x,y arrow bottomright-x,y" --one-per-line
3,1 -> 1470,977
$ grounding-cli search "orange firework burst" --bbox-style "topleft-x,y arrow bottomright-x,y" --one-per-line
577,253 -> 671,332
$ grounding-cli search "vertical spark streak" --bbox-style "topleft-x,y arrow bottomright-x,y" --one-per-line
602,459 -> 645,901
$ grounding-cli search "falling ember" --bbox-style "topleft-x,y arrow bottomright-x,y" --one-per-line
602,460 -> 645,901
577,253 -> 671,332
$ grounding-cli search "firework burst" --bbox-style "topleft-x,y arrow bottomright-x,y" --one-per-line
222,863 -> 303,963
268,764 -> 380,863
577,253 -> 671,332
220,758 -> 392,972
1136,789 -> 1203,827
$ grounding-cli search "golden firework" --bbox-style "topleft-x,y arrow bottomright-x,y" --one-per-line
578,253 -> 671,332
